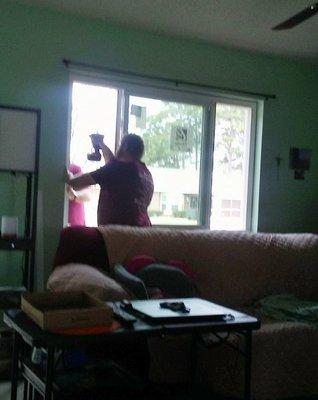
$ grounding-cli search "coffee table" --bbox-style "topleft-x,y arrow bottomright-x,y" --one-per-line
4,299 -> 260,400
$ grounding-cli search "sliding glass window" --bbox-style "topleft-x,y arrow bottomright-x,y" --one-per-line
68,74 -> 259,231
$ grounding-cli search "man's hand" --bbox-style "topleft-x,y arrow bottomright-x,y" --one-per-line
65,167 -> 72,184
66,185 -> 76,201
93,134 -> 104,148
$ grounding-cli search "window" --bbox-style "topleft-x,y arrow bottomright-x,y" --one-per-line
128,95 -> 204,226
69,81 -> 120,226
68,74 -> 260,231
210,102 -> 254,230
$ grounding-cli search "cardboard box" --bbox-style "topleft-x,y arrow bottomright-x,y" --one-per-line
21,291 -> 113,331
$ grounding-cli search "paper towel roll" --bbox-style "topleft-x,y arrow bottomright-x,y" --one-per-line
1,216 -> 19,238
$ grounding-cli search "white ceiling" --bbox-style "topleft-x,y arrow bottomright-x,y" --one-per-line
13,0 -> 318,63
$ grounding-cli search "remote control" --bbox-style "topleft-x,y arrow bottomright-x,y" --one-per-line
113,303 -> 137,327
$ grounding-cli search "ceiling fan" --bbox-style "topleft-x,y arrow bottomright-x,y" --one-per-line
272,2 -> 318,30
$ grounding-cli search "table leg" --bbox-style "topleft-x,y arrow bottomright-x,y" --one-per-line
244,330 -> 252,400
45,347 -> 55,400
29,382 -> 34,400
185,332 -> 200,398
23,379 -> 28,400
11,331 -> 20,400
189,333 -> 198,385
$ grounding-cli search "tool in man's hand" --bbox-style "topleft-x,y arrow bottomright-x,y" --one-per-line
87,133 -> 104,161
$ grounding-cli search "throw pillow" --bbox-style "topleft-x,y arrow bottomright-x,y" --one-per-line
47,263 -> 130,301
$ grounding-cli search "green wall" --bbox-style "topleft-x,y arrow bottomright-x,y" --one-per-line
0,1 -> 317,287
0,174 -> 25,286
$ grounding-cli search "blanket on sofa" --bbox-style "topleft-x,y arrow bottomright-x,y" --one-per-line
257,294 -> 318,327
98,226 -> 318,307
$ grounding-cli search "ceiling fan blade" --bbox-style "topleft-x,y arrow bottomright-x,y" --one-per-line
272,2 -> 318,30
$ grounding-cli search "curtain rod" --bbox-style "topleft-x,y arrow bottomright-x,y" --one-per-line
62,59 -> 276,100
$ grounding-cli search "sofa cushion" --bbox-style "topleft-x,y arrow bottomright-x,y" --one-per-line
148,318 -> 318,400
47,263 -> 130,301
197,320 -> 318,400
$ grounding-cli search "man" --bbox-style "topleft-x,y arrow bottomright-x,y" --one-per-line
67,134 -> 154,227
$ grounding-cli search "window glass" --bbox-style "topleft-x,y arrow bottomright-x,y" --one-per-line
211,103 -> 252,230
69,81 -> 118,226
128,96 -> 204,226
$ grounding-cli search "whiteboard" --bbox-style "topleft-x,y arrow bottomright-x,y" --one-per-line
0,108 -> 38,172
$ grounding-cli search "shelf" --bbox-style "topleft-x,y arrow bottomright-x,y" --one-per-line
0,237 -> 33,251
21,356 -> 144,398
0,287 -> 26,308
0,286 -> 26,295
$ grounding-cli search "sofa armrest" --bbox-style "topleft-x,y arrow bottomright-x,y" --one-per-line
113,264 -> 148,300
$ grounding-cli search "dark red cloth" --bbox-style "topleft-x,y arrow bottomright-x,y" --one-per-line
90,159 -> 154,227
124,255 -> 156,275
53,226 -> 109,271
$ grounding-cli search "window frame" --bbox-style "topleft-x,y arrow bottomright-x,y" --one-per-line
67,72 -> 261,231
210,97 -> 258,231
124,87 -> 212,229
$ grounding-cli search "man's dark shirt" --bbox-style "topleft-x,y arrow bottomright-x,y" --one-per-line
90,159 -> 154,226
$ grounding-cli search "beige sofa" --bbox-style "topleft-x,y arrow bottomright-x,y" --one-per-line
97,226 -> 318,400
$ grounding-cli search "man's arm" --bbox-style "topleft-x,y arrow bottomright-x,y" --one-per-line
93,135 -> 114,164
67,172 -> 96,191
100,142 -> 115,164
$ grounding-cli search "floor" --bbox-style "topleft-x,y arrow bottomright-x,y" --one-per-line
0,380 -> 218,400
0,381 -> 10,399
0,381 -> 23,400
1,381 -> 318,400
